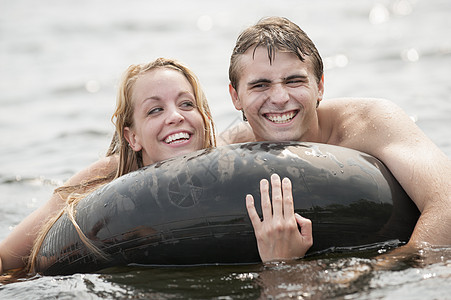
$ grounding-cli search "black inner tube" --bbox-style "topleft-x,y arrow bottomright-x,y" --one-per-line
35,142 -> 420,275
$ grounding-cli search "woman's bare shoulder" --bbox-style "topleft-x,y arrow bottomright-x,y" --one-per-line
65,155 -> 119,186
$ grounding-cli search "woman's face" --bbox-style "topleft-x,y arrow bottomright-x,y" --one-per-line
124,68 -> 205,166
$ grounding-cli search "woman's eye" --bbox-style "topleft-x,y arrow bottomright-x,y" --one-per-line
180,101 -> 195,109
147,107 -> 163,115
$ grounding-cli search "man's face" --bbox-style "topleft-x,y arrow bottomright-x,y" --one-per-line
229,47 -> 324,142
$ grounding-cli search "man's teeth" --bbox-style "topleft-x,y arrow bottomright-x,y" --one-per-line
165,132 -> 190,144
266,111 -> 296,123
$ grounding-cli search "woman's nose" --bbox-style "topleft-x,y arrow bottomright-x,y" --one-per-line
165,109 -> 184,124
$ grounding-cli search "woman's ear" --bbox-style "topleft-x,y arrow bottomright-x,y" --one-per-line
124,127 -> 142,151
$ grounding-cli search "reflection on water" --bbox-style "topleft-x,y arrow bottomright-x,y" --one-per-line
1,246 -> 450,299
258,246 -> 451,299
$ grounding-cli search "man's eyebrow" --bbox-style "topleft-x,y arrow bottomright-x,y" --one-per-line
247,75 -> 309,87
284,74 -> 309,81
247,78 -> 272,86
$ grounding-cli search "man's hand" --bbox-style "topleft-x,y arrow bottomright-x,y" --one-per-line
246,173 -> 313,262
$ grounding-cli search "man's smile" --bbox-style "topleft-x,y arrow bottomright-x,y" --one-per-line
263,110 -> 299,124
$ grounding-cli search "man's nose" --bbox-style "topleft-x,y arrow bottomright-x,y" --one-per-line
268,84 -> 289,106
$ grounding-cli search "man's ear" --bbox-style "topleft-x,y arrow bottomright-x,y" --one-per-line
317,74 -> 325,104
124,127 -> 142,152
229,83 -> 242,110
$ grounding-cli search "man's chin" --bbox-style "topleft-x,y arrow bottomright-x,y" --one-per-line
257,134 -> 299,143
254,122 -> 301,142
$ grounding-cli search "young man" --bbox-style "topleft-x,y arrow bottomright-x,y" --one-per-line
222,17 -> 451,258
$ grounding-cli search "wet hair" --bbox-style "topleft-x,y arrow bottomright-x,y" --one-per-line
229,16 -> 324,90
27,58 -> 216,273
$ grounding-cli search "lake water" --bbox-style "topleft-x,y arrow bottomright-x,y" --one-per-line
1,0 -> 450,298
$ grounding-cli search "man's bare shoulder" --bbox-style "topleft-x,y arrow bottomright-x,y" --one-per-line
321,97 -> 402,121
319,97 -> 406,148
321,97 -> 393,112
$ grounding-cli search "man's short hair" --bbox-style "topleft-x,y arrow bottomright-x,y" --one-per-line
229,17 -> 324,90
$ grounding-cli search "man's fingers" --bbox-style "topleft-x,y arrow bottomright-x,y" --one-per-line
246,194 -> 261,230
260,178 -> 272,221
270,174 -> 283,218
295,213 -> 313,245
282,177 -> 294,219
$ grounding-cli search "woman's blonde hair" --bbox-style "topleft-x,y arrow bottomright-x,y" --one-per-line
27,58 -> 216,273
112,57 -> 216,175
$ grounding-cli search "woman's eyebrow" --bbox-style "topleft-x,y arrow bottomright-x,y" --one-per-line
142,91 -> 193,103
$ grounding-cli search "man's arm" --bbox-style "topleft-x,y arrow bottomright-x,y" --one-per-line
0,155 -> 118,273
379,125 -> 451,246
343,99 -> 451,246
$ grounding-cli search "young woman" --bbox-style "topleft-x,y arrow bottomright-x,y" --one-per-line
0,58 -> 312,277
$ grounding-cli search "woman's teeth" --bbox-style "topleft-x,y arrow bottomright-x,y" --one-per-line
165,132 -> 190,144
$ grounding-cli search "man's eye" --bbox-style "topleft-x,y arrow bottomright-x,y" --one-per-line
251,83 -> 269,90
286,80 -> 304,86
285,76 -> 308,86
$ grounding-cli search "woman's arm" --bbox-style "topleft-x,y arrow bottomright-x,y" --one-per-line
0,155 -> 118,273
246,173 -> 313,262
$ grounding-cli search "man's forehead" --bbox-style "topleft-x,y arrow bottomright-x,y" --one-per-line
239,48 -> 311,77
